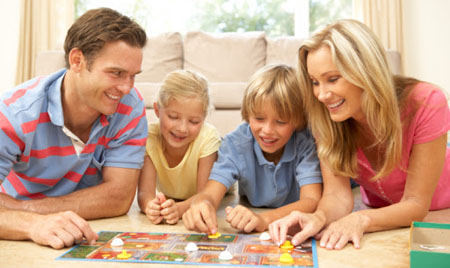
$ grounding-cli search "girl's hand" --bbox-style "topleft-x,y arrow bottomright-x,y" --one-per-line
144,193 -> 166,224
269,211 -> 325,247
225,205 -> 267,233
318,212 -> 370,250
160,198 -> 180,224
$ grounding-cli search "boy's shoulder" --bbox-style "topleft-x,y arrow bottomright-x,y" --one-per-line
222,122 -> 255,149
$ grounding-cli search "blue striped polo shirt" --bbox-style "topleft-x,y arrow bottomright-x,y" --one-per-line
0,69 -> 147,200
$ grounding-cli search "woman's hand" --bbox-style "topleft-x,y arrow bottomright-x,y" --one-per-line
318,212 -> 370,250
269,211 -> 325,246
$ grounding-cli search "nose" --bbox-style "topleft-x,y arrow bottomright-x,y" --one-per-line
177,119 -> 188,133
316,85 -> 332,102
117,76 -> 134,94
261,121 -> 274,135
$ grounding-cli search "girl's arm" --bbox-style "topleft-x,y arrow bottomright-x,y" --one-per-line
171,152 -> 218,216
137,155 -> 157,212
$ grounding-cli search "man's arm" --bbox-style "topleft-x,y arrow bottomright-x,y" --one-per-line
0,166 -> 139,219
0,206 -> 97,249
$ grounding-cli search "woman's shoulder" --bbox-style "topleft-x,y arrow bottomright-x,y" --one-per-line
407,82 -> 447,103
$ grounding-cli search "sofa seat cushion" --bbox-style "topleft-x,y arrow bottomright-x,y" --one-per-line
183,31 -> 266,82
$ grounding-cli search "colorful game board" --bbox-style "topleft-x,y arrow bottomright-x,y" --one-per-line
57,231 -> 318,267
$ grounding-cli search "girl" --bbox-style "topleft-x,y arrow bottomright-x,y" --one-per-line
270,19 -> 450,250
138,70 -> 221,224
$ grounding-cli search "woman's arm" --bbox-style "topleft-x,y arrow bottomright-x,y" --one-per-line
319,133 -> 447,250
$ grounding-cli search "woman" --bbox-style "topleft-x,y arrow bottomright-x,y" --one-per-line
269,19 -> 450,250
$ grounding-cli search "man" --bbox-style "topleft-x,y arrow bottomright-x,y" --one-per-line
0,8 -> 147,249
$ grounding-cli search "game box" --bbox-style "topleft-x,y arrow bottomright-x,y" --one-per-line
409,221 -> 450,268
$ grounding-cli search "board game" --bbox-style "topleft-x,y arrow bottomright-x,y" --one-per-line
57,231 -> 318,267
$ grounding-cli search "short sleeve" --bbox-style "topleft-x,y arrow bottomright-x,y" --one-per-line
410,83 -> 450,144
294,131 -> 322,187
209,135 -> 240,190
199,123 -> 221,158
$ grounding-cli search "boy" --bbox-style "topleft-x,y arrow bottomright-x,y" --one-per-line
182,64 -> 322,234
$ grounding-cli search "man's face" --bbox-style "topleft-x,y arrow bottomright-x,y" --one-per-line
75,41 -> 143,117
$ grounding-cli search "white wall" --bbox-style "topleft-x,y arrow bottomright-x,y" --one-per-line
403,0 -> 450,92
0,0 -> 20,93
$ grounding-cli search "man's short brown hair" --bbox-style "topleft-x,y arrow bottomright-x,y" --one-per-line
63,7 -> 147,69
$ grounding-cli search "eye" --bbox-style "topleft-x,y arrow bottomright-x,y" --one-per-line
168,114 -> 178,120
329,76 -> 340,83
255,117 -> 264,121
190,120 -> 200,125
276,120 -> 287,125
111,71 -> 123,77
310,79 -> 319,86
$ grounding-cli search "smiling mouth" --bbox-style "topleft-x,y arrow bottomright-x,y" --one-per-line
171,132 -> 187,140
261,137 -> 277,145
105,92 -> 120,100
328,99 -> 345,108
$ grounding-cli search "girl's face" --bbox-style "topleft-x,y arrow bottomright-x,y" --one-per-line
306,46 -> 365,123
248,99 -> 296,163
155,97 -> 205,153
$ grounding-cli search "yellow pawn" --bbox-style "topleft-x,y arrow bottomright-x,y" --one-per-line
279,252 -> 294,263
208,232 -> 221,239
280,240 -> 294,250
117,249 -> 132,259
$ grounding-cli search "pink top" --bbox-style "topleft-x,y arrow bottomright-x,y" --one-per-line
356,83 -> 450,210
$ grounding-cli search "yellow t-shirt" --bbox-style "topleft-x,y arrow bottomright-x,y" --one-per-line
146,122 -> 221,200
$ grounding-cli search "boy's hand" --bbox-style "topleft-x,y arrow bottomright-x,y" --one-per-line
160,198 -> 180,224
225,205 -> 267,233
182,197 -> 217,234
144,193 -> 166,224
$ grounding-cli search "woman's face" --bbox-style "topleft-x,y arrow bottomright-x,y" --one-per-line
306,46 -> 365,123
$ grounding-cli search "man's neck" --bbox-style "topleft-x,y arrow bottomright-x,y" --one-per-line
61,71 -> 99,143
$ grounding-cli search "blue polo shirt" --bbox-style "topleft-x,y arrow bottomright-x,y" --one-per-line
210,123 -> 322,208
0,69 -> 147,200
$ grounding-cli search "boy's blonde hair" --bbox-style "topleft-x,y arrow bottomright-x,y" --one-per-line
156,70 -> 210,116
241,64 -> 305,130
298,19 -> 413,180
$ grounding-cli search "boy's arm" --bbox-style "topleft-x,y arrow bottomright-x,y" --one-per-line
182,180 -> 228,234
137,155 -> 158,212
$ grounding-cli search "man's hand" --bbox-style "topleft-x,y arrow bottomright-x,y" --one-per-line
28,211 -> 98,249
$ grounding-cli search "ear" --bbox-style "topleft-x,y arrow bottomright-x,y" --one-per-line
153,102 -> 160,118
68,48 -> 85,73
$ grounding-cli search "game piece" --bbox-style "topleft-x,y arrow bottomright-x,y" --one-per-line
258,232 -> 271,241
111,238 -> 124,247
279,252 -> 294,263
218,250 -> 233,261
208,232 -> 221,239
280,240 -> 294,250
184,242 -> 199,251
116,250 -> 131,259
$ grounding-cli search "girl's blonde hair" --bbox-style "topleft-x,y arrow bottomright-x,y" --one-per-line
241,64 -> 306,130
298,19 -> 417,180
157,69 -> 210,116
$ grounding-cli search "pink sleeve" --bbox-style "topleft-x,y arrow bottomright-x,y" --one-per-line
412,83 -> 450,144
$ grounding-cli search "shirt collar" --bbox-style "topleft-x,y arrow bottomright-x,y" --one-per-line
253,131 -> 296,166
47,69 -> 66,127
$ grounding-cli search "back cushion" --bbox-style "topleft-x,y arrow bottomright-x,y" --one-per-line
184,31 -> 266,82
136,32 -> 183,83
266,36 -> 304,68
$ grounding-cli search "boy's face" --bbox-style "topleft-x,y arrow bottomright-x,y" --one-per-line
248,99 -> 296,162
74,40 -> 143,117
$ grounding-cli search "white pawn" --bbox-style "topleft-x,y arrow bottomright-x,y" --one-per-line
218,250 -> 233,260
185,242 -> 199,251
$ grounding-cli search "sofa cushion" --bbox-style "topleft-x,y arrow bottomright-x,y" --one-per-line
184,31 -> 266,82
136,32 -> 183,83
210,82 -> 246,109
266,36 -> 304,68
35,51 -> 65,76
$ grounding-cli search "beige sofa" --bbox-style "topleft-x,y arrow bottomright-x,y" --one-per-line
35,31 -> 402,137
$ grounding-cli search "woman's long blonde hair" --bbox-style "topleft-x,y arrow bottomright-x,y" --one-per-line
298,19 -> 416,180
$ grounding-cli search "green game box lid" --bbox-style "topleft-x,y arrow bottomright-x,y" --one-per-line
410,221 -> 450,268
